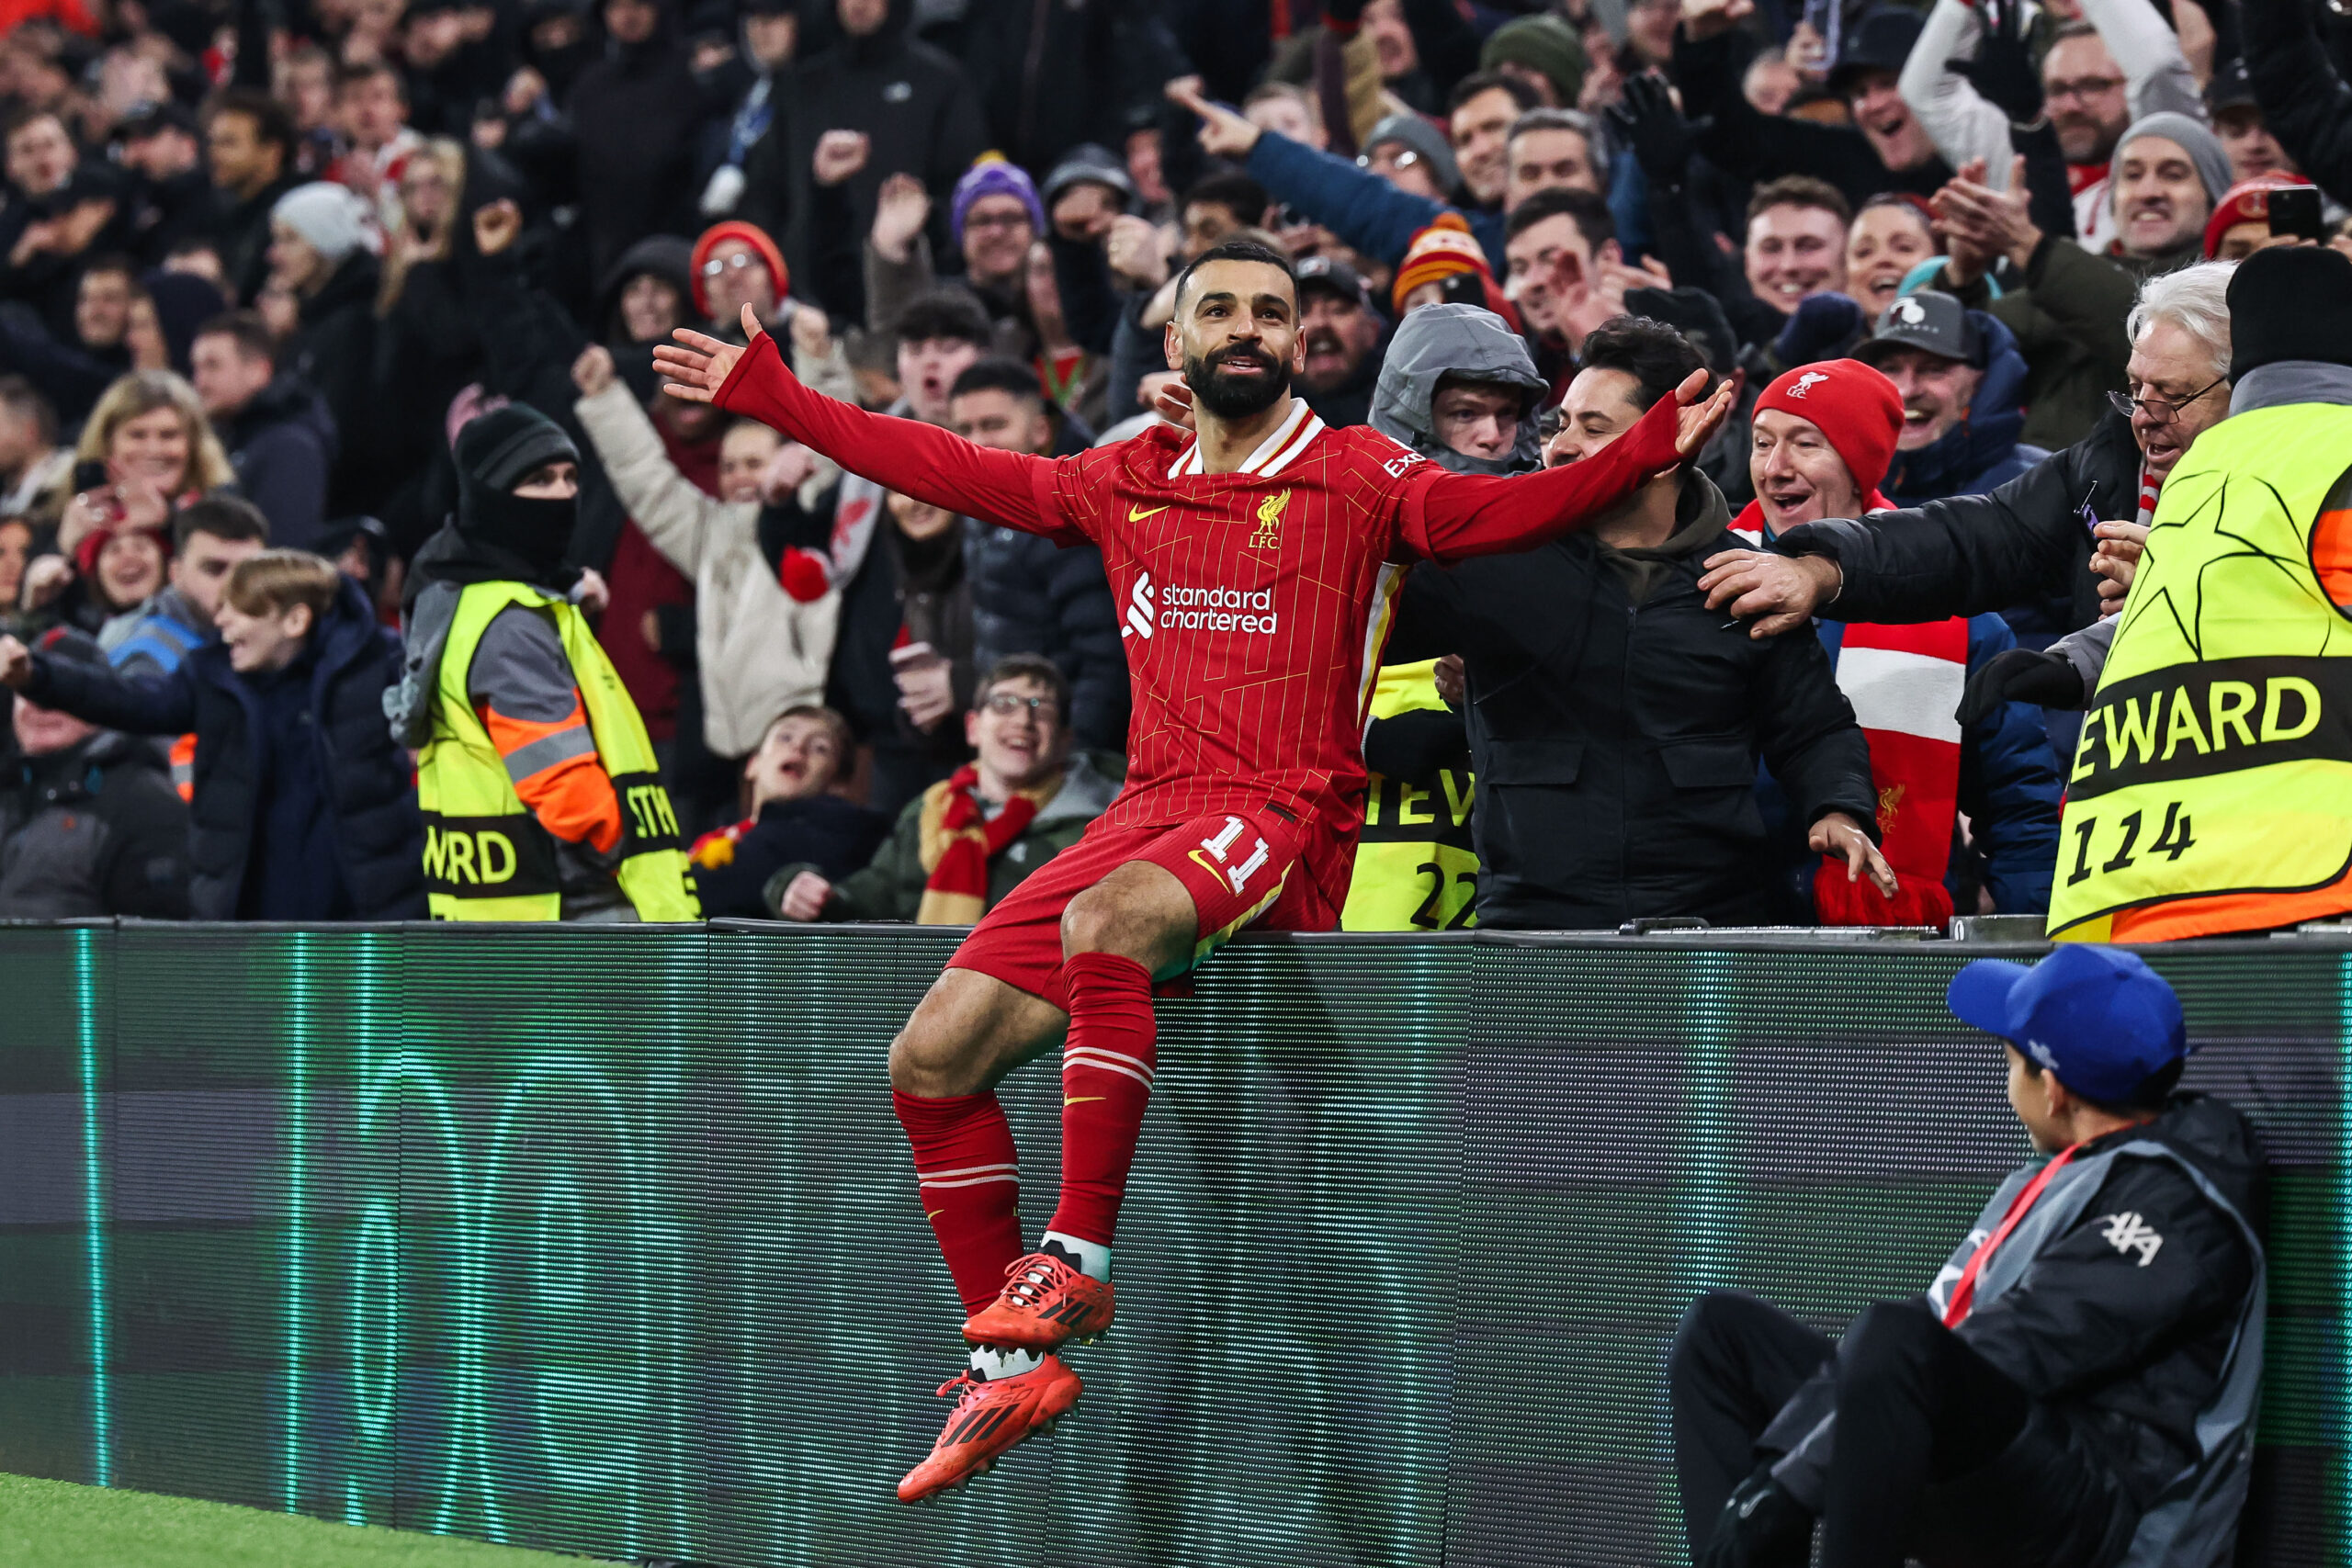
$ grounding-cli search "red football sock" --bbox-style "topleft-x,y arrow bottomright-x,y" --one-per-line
892,1089 -> 1024,1316
1049,951 -> 1159,1247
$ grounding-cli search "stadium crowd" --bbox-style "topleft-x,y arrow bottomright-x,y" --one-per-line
0,0 -> 2337,939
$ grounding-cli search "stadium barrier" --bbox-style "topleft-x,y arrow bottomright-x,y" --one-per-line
0,919 -> 2341,1567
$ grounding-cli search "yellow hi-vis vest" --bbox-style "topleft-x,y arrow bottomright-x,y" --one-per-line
2049,402 -> 2352,941
1341,660 -> 1479,930
419,581 -> 700,921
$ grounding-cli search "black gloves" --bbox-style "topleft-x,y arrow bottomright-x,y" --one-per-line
1607,72 -> 1699,192
1955,647 -> 2086,727
1951,0 -> 2044,125
1770,291 -> 1865,369
1699,1467 -> 1814,1568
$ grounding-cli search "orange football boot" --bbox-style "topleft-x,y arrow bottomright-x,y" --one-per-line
961,1251 -> 1115,1350
896,1354 -> 1083,1503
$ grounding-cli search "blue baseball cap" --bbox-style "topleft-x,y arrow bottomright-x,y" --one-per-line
1947,945 -> 2189,1104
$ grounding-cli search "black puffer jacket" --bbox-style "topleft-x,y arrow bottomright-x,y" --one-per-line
1767,1094 -> 2264,1550
0,728 -> 190,918
23,577 -> 425,920
283,251 -> 385,517
1394,472 -> 1876,930
741,0 -> 987,315
963,415 -> 1126,751
1773,407 -> 2138,641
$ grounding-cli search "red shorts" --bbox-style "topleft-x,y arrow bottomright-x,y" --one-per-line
946,805 -> 1346,1004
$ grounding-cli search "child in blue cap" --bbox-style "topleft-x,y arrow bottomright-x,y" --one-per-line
1672,945 -> 2266,1568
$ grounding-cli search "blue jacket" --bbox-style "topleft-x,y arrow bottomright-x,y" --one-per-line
24,576 -> 424,920
1245,131 -> 1507,271
1881,311 -> 2051,508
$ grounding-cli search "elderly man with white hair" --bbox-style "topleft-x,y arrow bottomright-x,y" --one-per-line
1693,262 -> 2239,668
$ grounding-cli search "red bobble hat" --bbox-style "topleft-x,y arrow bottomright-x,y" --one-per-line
689,220 -> 789,321
1754,358 -> 1905,496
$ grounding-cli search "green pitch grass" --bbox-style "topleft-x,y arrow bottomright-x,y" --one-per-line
0,1474 -> 592,1568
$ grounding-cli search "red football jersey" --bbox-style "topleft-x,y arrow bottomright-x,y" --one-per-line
711,333 -> 1686,914
1034,401 -> 1443,845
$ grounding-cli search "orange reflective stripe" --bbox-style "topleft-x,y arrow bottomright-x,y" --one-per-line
2315,508 -> 2352,612
479,699 -> 624,854
2108,853 -> 2352,941
167,731 -> 196,803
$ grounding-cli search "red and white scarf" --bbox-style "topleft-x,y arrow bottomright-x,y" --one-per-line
1732,495 -> 1966,927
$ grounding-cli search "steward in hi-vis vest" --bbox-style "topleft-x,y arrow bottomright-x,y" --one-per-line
2052,248 -> 2352,941
1342,659 -> 1477,929
388,403 -> 698,921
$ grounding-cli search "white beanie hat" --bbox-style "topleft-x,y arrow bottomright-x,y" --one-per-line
271,182 -> 376,264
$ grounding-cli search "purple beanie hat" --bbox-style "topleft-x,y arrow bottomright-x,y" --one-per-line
950,153 -> 1046,243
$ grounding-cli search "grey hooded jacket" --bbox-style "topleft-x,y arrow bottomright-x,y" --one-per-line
1370,303 -> 1547,478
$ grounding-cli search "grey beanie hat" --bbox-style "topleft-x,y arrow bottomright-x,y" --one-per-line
2114,111 -> 2233,208
1363,112 -> 1462,200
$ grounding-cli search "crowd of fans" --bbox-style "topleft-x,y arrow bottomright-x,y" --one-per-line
0,0 -> 2337,931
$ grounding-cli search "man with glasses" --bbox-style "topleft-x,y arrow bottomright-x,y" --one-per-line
767,654 -> 1119,924
1697,263 -> 2238,744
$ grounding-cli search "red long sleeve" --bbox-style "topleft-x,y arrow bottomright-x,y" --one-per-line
714,333 -> 1068,536
1404,388 -> 1683,564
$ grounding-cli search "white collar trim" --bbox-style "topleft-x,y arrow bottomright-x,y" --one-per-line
1172,398 -> 1316,478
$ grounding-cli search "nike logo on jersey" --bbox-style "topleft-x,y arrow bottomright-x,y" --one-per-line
1064,1096 -> 1105,1107
1128,503 -> 1170,521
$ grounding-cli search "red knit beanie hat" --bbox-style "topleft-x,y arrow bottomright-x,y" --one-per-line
689,220 -> 789,321
1393,213 -> 1520,330
1754,359 -> 1905,494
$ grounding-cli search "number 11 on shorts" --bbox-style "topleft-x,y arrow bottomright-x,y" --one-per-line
1191,816 -> 1271,895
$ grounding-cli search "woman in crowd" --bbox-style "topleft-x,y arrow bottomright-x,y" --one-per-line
27,371 -> 234,637
1846,194 -> 1943,322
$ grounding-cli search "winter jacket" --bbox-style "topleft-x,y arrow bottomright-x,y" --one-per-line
574,380 -> 842,759
0,728 -> 189,918
0,305 -> 126,428
210,172 -> 300,307
1928,237 -> 2188,452
928,0 -> 1189,175
691,792 -> 890,918
566,31 -> 718,281
741,2 -> 988,317
1370,302 -> 1546,476
781,750 -> 1120,921
1674,30 -> 1952,211
2244,0 -> 2352,208
21,576 -> 425,920
1393,471 -> 1879,930
962,414 -> 1126,753
1881,311 -> 2052,508
1773,406 -> 2140,642
282,251 -> 385,517
0,165 -> 136,343
220,374 -> 337,551
1245,130 -> 1507,272
1767,1094 -> 2265,1563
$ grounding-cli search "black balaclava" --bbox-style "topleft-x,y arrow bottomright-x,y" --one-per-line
455,403 -> 582,577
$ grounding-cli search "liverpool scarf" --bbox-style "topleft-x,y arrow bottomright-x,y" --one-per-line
914,765 -> 1055,925
1731,496 -> 1966,926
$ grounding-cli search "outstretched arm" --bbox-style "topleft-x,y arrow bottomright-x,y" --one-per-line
658,309 -> 1072,538
1406,371 -> 1737,564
